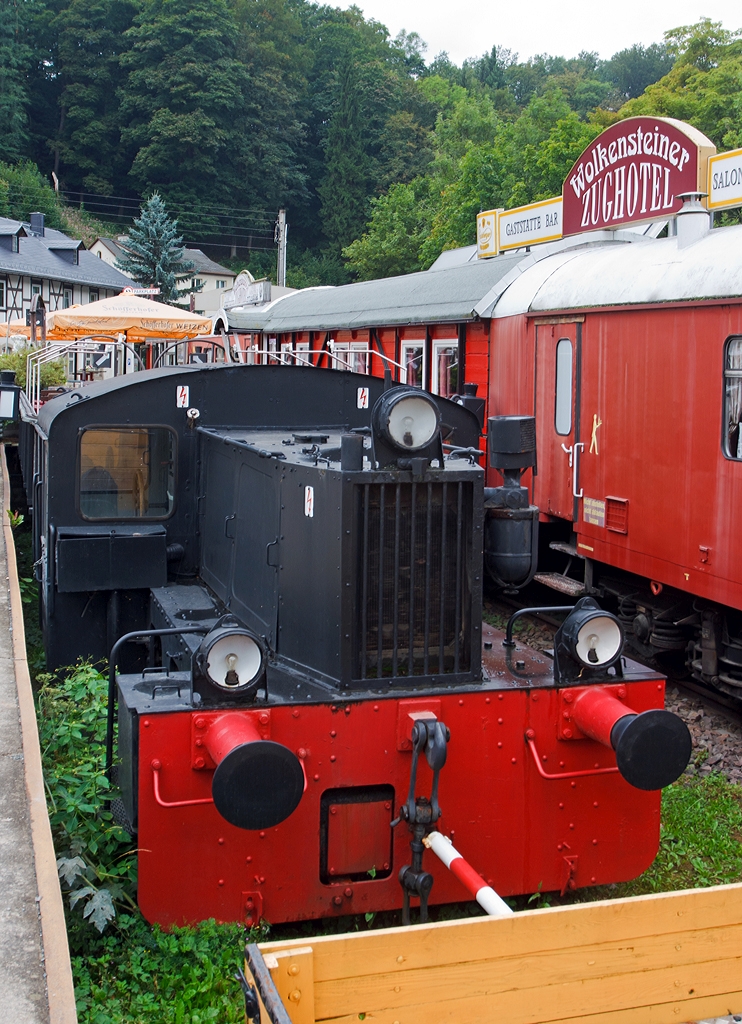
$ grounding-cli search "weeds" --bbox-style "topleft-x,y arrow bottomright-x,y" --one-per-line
36,662 -> 137,932
37,660 -> 250,1021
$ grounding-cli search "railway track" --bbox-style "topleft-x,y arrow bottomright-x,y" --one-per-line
486,594 -> 742,786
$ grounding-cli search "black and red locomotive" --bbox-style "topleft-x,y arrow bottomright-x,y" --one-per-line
12,362 -> 690,927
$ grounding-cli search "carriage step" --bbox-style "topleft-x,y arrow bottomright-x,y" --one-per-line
533,573 -> 585,597
549,541 -> 585,559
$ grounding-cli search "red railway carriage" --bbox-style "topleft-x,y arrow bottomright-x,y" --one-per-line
484,206 -> 742,695
216,247 -> 521,409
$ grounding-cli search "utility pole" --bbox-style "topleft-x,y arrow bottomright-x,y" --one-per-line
275,209 -> 288,287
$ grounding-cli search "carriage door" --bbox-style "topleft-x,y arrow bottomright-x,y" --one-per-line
534,322 -> 581,522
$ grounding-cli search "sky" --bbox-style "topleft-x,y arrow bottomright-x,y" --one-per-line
334,1 -> 742,65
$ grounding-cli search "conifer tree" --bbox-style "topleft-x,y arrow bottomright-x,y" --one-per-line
114,194 -> 197,304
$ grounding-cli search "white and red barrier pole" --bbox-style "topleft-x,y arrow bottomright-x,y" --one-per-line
423,832 -> 514,917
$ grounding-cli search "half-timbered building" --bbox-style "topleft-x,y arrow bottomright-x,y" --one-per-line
0,213 -> 133,325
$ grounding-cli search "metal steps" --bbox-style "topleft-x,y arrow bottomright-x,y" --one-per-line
533,572 -> 586,597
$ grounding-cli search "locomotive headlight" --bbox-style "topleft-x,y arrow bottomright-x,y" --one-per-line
373,388 -> 441,452
553,597 -> 624,682
199,627 -> 265,693
574,614 -> 623,667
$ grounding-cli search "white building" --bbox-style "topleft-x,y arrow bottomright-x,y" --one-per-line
0,214 -> 133,323
90,238 -> 235,316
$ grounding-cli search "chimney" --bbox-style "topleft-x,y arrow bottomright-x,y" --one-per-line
29,212 -> 45,237
675,193 -> 710,248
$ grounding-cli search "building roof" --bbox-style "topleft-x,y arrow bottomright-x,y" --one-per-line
0,217 -> 26,236
95,237 -> 125,259
226,252 -> 528,333
489,222 -> 742,318
187,249 -> 234,277
96,238 -> 233,278
0,234 -> 134,289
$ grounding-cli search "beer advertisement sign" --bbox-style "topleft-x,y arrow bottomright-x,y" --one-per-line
476,209 -> 500,258
562,117 -> 715,236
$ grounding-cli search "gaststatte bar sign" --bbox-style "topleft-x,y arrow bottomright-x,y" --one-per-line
497,197 -> 563,251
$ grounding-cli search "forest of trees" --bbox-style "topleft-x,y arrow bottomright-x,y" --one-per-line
1,1 -> 741,286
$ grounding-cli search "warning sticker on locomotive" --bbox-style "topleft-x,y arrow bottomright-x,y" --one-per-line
357,387 -> 369,409
583,497 -> 606,527
304,485 -> 314,518
176,385 -> 189,408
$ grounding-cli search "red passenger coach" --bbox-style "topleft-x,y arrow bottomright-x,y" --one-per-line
484,205 -> 742,696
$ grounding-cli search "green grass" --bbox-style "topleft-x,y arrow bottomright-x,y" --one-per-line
616,772 -> 742,895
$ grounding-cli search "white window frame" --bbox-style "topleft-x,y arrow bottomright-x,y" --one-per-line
295,341 -> 310,367
63,287 -> 73,309
88,289 -> 99,303
401,341 -> 425,387
331,340 -> 350,370
431,339 -> 459,397
280,341 -> 293,365
0,277 -> 5,310
350,341 -> 369,375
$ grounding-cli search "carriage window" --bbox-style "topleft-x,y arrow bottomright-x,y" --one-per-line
79,427 -> 175,519
724,337 -> 742,459
555,338 -> 573,435
432,340 -> 458,398
401,343 -> 424,387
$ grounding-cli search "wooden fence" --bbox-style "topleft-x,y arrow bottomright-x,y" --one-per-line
245,882 -> 742,1024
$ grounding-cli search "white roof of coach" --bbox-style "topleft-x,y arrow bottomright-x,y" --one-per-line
481,223 -> 742,318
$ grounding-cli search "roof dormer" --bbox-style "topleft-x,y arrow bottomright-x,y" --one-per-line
47,238 -> 85,265
0,217 -> 26,253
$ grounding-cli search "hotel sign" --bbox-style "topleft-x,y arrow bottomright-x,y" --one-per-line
497,197 -> 563,251
563,117 -> 715,236
708,148 -> 742,211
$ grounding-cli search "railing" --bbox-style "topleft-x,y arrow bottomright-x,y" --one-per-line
231,342 -> 409,379
26,336 -> 144,412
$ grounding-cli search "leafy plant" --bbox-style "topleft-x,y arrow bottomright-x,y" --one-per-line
35,656 -> 251,1020
7,508 -> 24,529
0,349 -> 65,391
36,662 -> 136,933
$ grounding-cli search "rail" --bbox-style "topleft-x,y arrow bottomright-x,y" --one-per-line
26,336 -> 145,412
231,343 -> 409,378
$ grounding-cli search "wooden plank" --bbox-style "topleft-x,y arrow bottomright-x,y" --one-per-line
319,989 -> 742,1024
260,883 -> 742,982
265,947 -> 315,1024
309,952 -> 742,1023
307,922 -> 742,1016
256,885 -> 742,1023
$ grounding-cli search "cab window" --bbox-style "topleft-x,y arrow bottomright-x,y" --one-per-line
79,427 -> 175,519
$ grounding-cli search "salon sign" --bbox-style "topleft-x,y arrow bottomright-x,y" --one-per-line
562,117 -> 715,236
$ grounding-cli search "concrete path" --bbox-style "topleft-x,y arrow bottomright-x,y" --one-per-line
0,454 -> 77,1023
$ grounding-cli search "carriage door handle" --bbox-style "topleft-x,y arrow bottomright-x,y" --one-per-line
571,443 -> 585,498
561,442 -> 573,467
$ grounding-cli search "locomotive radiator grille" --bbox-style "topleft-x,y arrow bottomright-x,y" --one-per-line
355,480 -> 473,682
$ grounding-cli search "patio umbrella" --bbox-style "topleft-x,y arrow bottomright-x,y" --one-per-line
49,293 -> 212,341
